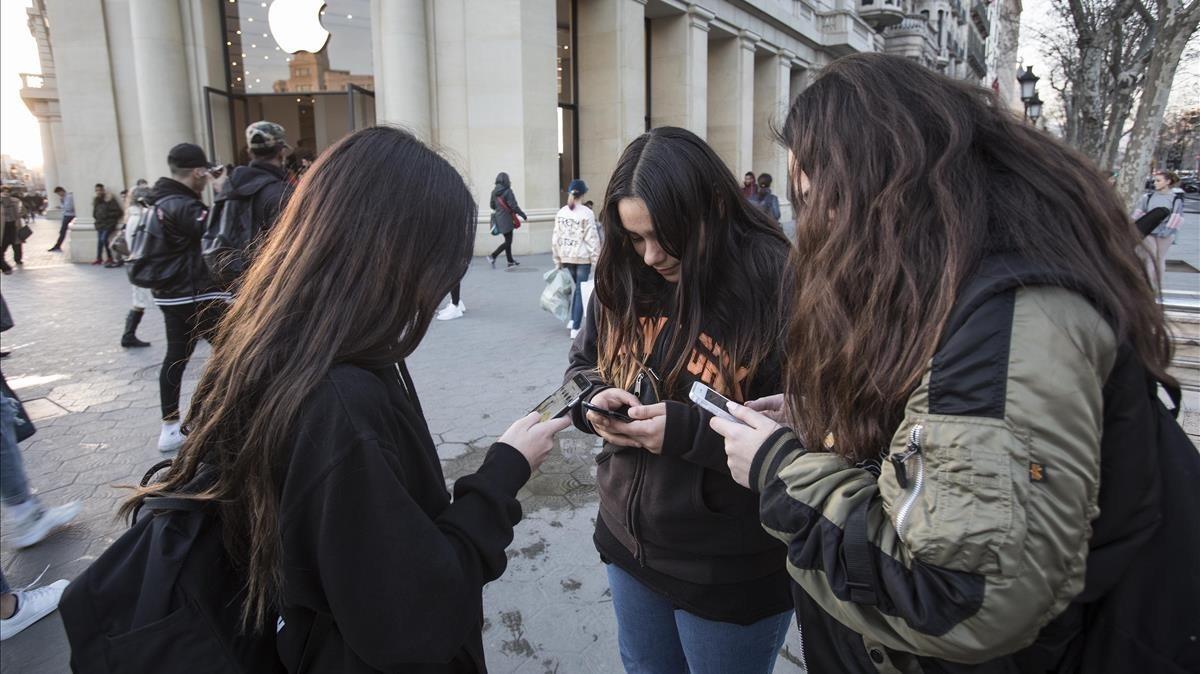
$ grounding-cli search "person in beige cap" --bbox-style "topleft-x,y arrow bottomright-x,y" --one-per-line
222,121 -> 292,239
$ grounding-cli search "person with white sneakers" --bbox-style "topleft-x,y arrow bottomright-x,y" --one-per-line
1,376 -> 77,641
553,179 -> 600,339
436,282 -> 468,321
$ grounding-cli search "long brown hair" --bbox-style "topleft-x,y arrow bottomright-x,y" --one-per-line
595,126 -> 789,399
120,126 -> 476,628
780,53 -> 1174,462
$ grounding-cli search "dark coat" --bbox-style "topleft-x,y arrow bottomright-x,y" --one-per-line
488,173 -> 526,236
92,195 -> 124,231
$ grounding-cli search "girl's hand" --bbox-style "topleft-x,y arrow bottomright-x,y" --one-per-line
499,412 -> 572,473
746,393 -> 789,424
710,402 -> 782,488
587,389 -> 666,454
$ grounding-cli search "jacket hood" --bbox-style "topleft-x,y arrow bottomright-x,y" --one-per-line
493,172 -> 511,195
227,161 -> 288,198
149,177 -> 201,204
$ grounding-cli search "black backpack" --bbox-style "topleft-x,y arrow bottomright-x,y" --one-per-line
202,183 -> 262,289
126,195 -> 191,290
59,461 -> 286,674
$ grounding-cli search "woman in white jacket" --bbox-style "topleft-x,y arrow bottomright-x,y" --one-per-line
553,179 -> 601,338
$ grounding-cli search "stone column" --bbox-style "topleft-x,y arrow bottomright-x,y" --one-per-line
578,0 -> 647,204
753,48 -> 795,221
707,29 -> 759,175
38,118 -> 60,201
130,0 -> 197,178
648,4 -> 712,136
372,0 -> 432,142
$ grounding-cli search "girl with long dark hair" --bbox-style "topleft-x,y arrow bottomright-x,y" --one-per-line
565,126 -> 794,672
122,127 -> 570,672
715,54 -> 1179,673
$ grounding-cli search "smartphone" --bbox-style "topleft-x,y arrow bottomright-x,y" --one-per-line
688,381 -> 745,425
532,373 -> 593,422
580,400 -> 634,424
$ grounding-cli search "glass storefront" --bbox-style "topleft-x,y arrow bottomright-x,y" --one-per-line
209,0 -> 374,165
557,0 -> 578,204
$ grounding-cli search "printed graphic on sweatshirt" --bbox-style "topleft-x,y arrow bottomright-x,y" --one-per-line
639,317 -> 749,397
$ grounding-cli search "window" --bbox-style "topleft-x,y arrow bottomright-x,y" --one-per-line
557,0 -> 579,204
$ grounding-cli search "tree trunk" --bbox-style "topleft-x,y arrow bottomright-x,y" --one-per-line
1118,3 -> 1200,207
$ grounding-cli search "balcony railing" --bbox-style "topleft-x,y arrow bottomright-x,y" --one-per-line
967,30 -> 987,78
858,0 -> 906,29
883,16 -> 938,48
970,0 -> 990,37
20,73 -> 47,89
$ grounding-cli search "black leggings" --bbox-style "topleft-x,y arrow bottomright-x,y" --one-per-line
159,301 -> 225,421
490,232 -> 514,263
450,284 -> 461,305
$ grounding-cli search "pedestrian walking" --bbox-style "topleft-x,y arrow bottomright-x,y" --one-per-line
1131,169 -> 1185,290
741,171 -> 757,199
118,126 -> 570,672
119,185 -> 153,348
91,183 -> 123,266
714,52 -> 1189,674
0,188 -> 23,274
567,126 -> 794,673
48,186 -> 75,252
0,296 -> 78,642
223,121 -> 292,238
552,179 -> 599,338
748,173 -> 781,221
486,171 -> 527,269
143,144 -> 230,453
436,282 -> 468,321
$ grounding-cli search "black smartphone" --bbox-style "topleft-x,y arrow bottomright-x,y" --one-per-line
580,400 -> 634,424
532,373 -> 593,422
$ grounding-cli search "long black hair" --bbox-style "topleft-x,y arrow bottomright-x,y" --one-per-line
595,126 -> 790,399
121,126 -> 477,628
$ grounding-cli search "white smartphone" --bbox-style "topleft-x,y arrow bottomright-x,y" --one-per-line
532,373 -> 593,422
689,381 -> 745,425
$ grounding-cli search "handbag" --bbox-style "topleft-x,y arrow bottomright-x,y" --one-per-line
497,196 -> 521,230
17,224 -> 33,242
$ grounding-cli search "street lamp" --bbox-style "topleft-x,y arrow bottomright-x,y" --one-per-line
1026,92 -> 1043,124
1017,66 -> 1039,102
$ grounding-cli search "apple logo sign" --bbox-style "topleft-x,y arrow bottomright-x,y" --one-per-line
268,0 -> 330,54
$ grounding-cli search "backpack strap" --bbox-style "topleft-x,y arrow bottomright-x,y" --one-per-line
843,502 -> 879,605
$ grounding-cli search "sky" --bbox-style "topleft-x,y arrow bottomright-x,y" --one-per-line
1,0 -> 41,167
0,0 -> 1196,168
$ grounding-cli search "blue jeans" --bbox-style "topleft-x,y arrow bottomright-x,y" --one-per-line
606,564 -> 793,674
97,228 -> 112,261
564,263 -> 590,328
0,394 -> 32,508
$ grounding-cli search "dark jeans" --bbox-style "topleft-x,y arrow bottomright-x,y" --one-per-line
51,215 -> 72,249
1,221 -> 21,270
490,232 -> 515,263
96,228 -> 113,261
159,301 -> 225,421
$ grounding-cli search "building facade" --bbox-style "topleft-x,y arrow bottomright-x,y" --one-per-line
22,0 -> 1018,261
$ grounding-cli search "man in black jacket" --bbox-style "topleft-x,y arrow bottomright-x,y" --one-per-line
149,143 -> 229,454
226,120 -> 291,237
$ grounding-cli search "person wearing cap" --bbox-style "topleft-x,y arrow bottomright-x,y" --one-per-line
222,121 -> 292,240
148,142 -> 230,453
552,179 -> 600,338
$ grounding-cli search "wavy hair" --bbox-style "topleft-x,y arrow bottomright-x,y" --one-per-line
120,126 -> 477,628
595,126 -> 789,400
779,53 -> 1174,462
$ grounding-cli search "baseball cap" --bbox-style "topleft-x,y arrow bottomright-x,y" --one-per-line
567,179 -> 588,196
246,121 -> 289,151
168,143 -> 217,169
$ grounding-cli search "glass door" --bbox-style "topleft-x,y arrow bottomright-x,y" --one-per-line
204,87 -> 250,166
347,84 -> 376,132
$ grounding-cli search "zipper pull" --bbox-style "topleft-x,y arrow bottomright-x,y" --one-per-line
888,425 -> 924,490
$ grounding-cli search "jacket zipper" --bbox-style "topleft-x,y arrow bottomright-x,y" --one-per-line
888,424 -> 925,539
627,451 -> 647,566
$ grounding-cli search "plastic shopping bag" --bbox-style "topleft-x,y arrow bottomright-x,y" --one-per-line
540,268 -> 575,323
579,280 -> 594,323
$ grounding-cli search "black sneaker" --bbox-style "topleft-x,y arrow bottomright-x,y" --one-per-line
507,260 -> 520,268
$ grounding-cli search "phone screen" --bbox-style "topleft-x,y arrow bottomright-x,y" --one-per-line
704,387 -> 732,410
532,374 -> 592,422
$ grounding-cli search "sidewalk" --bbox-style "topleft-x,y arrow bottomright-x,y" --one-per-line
0,221 -> 806,673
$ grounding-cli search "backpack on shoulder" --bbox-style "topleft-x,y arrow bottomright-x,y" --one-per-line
58,460 -> 285,674
126,196 -> 190,290
202,183 -> 263,289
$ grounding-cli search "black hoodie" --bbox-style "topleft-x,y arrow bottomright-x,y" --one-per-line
223,160 -> 290,237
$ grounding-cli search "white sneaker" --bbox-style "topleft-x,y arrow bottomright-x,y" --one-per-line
0,579 -> 69,641
6,502 -> 81,549
567,320 -> 575,330
436,304 -> 464,321
457,300 -> 467,314
570,328 -> 580,339
158,421 -> 184,454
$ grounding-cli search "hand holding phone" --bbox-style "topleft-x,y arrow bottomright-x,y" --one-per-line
689,381 -> 746,425
531,373 -> 593,422
580,400 -> 634,423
